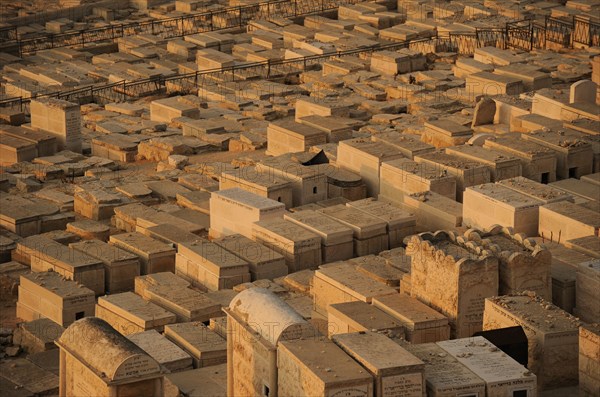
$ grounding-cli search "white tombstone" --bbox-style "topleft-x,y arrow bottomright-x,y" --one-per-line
570,80 -> 597,104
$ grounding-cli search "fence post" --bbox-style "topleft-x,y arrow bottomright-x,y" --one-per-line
530,21 -> 534,50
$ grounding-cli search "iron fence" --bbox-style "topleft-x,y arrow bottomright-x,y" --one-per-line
4,0 -> 361,56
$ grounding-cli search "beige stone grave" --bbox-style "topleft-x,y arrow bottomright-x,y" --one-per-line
372,294 -> 450,344
277,336 -> 374,397
209,188 -> 286,239
312,262 -> 397,317
224,288 -> 316,396
539,201 -> 600,243
283,210 -> 354,263
252,218 -> 322,273
17,272 -> 95,327
175,239 -> 250,291
483,294 -> 581,390
437,336 -> 537,396
266,119 -> 327,156
337,138 -> 404,196
327,301 -> 404,338
26,236 -> 105,296
70,239 -> 140,294
128,330 -> 193,373
445,145 -> 522,182
405,342 -> 486,397
95,292 -> 176,335
399,191 -> 463,232
109,232 -> 176,275
523,130 -> 593,179
465,227 -> 551,300
255,158 -> 328,206
164,322 -> 227,368
406,232 -> 499,338
484,135 -> 558,183
213,233 -> 288,281
333,331 -> 425,397
56,318 -> 164,397
220,166 -> 293,209
415,151 -> 491,202
346,198 -> 416,248
579,324 -> 600,397
422,120 -> 473,149
135,274 -> 222,322
463,183 -> 543,237
13,317 -> 64,354
575,259 -> 600,324
318,204 -> 389,256
30,98 -> 82,153
380,157 -> 457,200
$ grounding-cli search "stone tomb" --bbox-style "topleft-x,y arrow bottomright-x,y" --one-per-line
379,157 -> 457,200
95,292 -> 176,335
467,227 -> 551,300
415,151 -> 491,202
463,183 -> 543,237
220,167 -> 294,209
497,177 -> 572,204
164,322 -> 227,368
337,138 -> 404,196
255,158 -> 328,207
30,97 -> 82,153
346,198 -> 416,249
70,239 -> 140,294
405,342 -> 486,397
135,272 -> 190,299
266,119 -> 327,156
312,262 -> 397,317
283,210 -> 354,263
135,273 -> 222,322
0,133 -> 37,164
209,188 -> 286,239
175,239 -> 250,291
56,318 -> 164,397
17,272 -> 95,327
213,233 -> 288,281
483,136 -> 558,183
327,301 -> 404,338
224,288 -> 316,396
277,336 -> 374,397
422,120 -> 473,149
128,330 -> 193,373
26,235 -> 105,296
109,232 -> 176,275
13,317 -> 65,354
400,191 -> 463,232
575,259 -> 600,324
437,337 -> 536,397
539,201 -> 600,243
522,130 -> 593,180
406,232 -> 499,338
333,331 -> 425,397
252,218 -> 322,273
372,294 -> 450,344
483,294 -> 581,390
579,324 -> 600,397
318,204 -> 389,256
445,145 -> 522,182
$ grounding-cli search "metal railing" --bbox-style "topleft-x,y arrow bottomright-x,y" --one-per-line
2,0 -> 360,56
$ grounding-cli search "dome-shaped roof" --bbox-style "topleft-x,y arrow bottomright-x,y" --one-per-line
58,317 -> 161,381
229,288 -> 314,345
